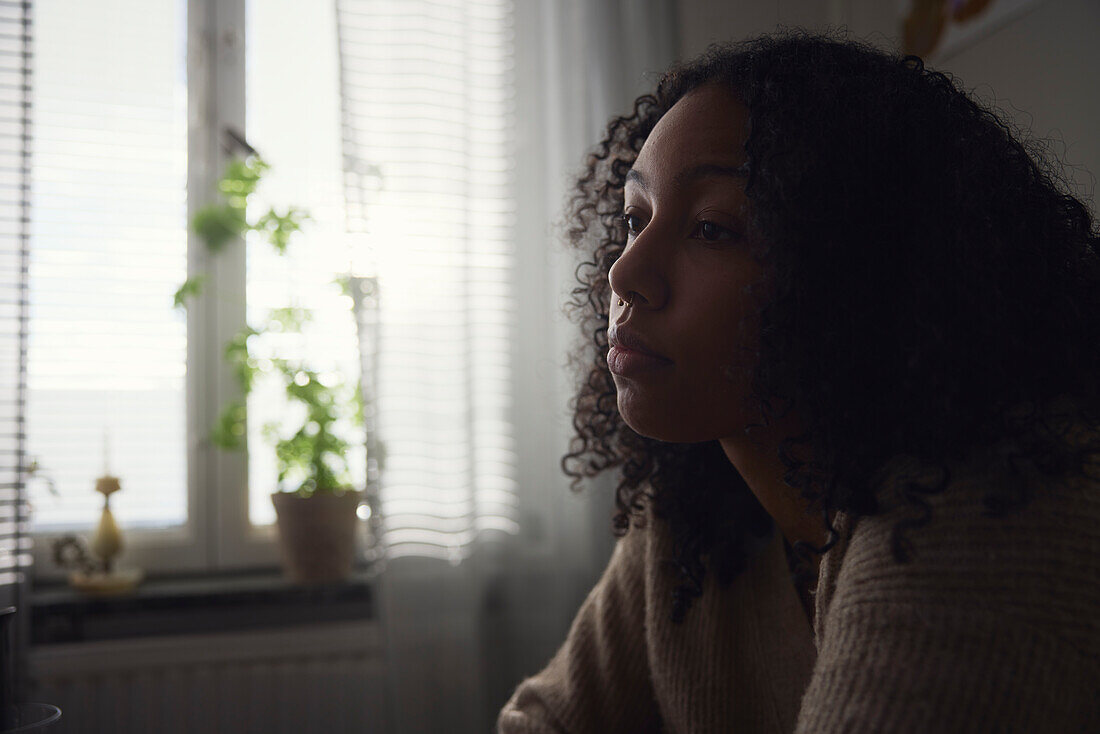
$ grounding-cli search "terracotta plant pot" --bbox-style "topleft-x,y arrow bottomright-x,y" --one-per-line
270,490 -> 363,584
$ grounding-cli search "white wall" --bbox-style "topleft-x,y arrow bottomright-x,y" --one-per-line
677,0 -> 834,58
675,0 -> 1099,218
918,0 -> 1099,217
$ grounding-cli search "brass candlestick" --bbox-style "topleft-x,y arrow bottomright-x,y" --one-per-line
91,474 -> 122,574
62,428 -> 143,595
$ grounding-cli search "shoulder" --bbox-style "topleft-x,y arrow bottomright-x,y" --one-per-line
797,426 -> 1100,731
824,419 -> 1100,658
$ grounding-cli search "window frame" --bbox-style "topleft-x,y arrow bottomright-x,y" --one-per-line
30,0 -> 281,582
193,0 -> 280,571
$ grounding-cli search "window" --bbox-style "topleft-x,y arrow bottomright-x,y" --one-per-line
29,0 -> 522,578
27,0 -> 195,573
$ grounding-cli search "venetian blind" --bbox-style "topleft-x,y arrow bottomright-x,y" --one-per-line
336,0 -> 519,561
25,0 -> 187,532
0,0 -> 30,600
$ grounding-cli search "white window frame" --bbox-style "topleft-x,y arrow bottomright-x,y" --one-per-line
194,0 -> 282,571
31,0 -> 280,581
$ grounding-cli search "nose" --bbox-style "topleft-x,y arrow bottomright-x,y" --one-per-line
607,224 -> 669,311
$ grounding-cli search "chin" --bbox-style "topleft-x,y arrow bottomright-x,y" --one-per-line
621,419 -> 683,443
616,381 -> 755,443
617,401 -> 729,444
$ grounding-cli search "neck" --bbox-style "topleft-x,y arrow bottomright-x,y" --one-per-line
718,411 -> 831,555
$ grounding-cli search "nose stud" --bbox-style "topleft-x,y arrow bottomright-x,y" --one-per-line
617,295 -> 634,307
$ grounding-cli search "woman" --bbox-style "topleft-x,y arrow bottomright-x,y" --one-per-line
499,29 -> 1099,733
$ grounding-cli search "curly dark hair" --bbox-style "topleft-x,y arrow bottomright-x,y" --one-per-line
560,27 -> 1100,623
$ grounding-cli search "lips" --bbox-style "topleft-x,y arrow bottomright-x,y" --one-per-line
607,324 -> 672,362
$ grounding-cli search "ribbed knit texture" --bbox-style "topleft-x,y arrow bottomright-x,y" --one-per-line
499,420 -> 1100,733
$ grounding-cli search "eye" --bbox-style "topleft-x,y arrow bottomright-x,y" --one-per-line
621,213 -> 645,237
691,220 -> 738,243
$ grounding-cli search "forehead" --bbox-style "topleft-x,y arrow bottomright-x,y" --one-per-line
631,84 -> 749,181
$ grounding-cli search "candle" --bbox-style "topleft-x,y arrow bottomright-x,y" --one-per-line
97,426 -> 120,496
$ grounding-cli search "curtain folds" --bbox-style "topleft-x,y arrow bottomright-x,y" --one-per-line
336,0 -> 521,566
334,1 -> 677,731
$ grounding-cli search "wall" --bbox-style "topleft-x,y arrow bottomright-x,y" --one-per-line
914,0 -> 1099,218
31,621 -> 385,733
677,0 -> 834,58
675,0 -> 1099,217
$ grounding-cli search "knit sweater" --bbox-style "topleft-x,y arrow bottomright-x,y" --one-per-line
498,423 -> 1100,732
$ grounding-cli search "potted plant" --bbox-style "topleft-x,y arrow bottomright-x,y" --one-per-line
175,137 -> 367,584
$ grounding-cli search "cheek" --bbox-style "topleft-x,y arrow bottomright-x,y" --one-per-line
681,339 -> 754,418
686,299 -> 759,385
671,294 -> 764,418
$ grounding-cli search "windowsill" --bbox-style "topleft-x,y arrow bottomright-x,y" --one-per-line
30,564 -> 376,646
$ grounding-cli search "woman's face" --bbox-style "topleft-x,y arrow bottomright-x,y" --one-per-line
608,83 -> 769,442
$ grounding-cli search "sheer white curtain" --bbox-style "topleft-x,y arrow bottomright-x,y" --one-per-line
477,0 -> 680,724
336,0 -> 520,565
333,1 -> 677,731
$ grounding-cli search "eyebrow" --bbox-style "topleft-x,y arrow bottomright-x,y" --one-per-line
626,163 -> 749,192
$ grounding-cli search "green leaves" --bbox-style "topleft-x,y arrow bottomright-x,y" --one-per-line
209,399 -> 248,450
268,363 -> 358,495
189,156 -> 268,255
194,155 -> 312,256
182,150 -> 363,498
191,204 -> 248,253
217,328 -> 363,495
173,275 -> 208,310
175,154 -> 311,310
218,156 -> 268,202
351,382 -> 365,427
224,325 -> 261,392
266,306 -> 312,333
254,207 -> 309,255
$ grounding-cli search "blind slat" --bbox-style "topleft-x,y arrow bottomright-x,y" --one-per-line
335,0 -> 518,557
0,0 -> 27,612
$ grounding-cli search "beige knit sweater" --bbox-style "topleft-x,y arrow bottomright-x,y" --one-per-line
498,429 -> 1100,732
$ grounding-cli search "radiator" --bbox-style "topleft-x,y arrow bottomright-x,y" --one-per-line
28,620 -> 388,734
